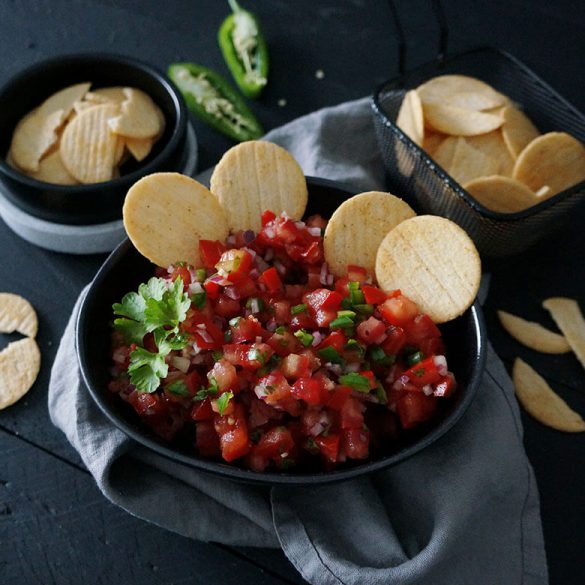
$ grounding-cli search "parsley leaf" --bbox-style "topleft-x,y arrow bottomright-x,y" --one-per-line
194,377 -> 219,401
144,278 -> 191,330
216,391 -> 234,416
113,292 -> 146,322
113,317 -> 148,345
128,347 -> 169,394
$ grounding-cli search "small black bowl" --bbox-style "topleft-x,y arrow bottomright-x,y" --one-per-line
0,53 -> 187,225
77,177 -> 486,486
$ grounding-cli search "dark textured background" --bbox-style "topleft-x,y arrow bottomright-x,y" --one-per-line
0,1 -> 584,584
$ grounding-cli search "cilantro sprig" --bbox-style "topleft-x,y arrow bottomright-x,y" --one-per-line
113,277 -> 191,393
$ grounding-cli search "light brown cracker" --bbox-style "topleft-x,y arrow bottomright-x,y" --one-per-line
60,103 -> 119,184
396,90 -> 424,146
108,88 -> 161,139
29,150 -> 78,185
513,132 -> 585,195
465,131 -> 515,176
498,310 -> 570,354
375,215 -> 481,323
463,175 -> 536,213
431,135 -> 458,170
126,137 -> 153,162
448,137 -> 500,185
501,106 -> 540,159
123,173 -> 229,268
37,82 -> 91,119
417,75 -> 506,110
422,131 -> 446,157
513,358 -> 585,433
0,338 -> 41,410
0,293 -> 38,337
324,192 -> 416,277
423,103 -> 503,136
543,297 -> 585,372
210,141 -> 308,232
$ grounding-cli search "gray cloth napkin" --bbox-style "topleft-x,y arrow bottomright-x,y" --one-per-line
49,97 -> 548,585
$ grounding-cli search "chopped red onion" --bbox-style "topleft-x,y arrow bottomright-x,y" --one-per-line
422,384 -> 434,396
224,286 -> 240,300
243,246 -> 256,258
188,282 -> 204,295
433,355 -> 448,376
250,298 -> 261,314
197,329 -> 214,344
319,262 -> 329,285
325,363 -> 342,376
326,274 -> 334,286
249,268 -> 260,279
213,316 -> 227,329
243,230 -> 256,244
208,273 -> 230,286
274,260 -> 286,275
311,331 -> 324,346
308,226 -> 321,237
294,221 -> 306,229
191,354 -> 207,364
345,362 -> 361,373
112,348 -> 127,364
264,248 -> 274,261
265,318 -> 277,332
255,256 -> 269,272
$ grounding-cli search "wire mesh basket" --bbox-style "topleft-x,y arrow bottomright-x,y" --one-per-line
371,4 -> 585,257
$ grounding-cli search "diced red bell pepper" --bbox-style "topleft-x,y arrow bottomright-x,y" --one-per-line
199,240 -> 227,269
305,288 -> 343,327
203,279 -> 221,300
258,266 -> 283,293
361,284 -> 387,305
318,330 -> 347,353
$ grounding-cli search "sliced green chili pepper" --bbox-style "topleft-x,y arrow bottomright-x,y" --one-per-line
219,0 -> 269,99
168,62 -> 263,142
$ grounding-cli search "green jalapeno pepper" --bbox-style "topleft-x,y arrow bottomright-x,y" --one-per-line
218,0 -> 269,99
168,62 -> 263,142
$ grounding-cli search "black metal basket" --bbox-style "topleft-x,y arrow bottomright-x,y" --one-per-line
371,3 -> 585,257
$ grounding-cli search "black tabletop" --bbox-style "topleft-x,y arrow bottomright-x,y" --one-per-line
1,2 -> 584,584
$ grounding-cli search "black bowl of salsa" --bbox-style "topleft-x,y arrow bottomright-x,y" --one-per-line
76,176 -> 486,485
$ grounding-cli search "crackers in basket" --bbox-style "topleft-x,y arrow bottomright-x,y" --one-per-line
7,83 -> 165,185
0,293 -> 40,410
395,74 -> 585,213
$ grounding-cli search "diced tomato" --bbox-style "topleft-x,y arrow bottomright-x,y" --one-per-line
214,295 -> 241,318
196,420 -> 221,457
223,343 -> 273,370
419,336 -> 445,357
280,353 -> 311,380
170,264 -> 191,287
216,249 -> 253,283
203,280 -> 221,300
361,284 -> 387,304
381,325 -> 407,355
191,318 -> 224,350
379,295 -> 420,327
232,276 -> 258,298
258,267 -> 283,293
208,359 -> 239,391
266,330 -> 302,357
305,288 -> 342,327
342,428 -> 369,459
326,385 -> 352,410
318,330 -> 347,352
261,209 -> 276,226
269,299 -> 291,324
404,314 -> 441,345
253,427 -> 295,459
214,404 -> 251,462
254,371 -> 299,414
289,311 -> 317,331
291,377 -> 323,405
230,315 -> 266,343
307,266 -> 323,289
357,316 -> 387,345
346,265 -> 368,283
404,356 -> 442,388
340,397 -> 365,429
128,390 -> 166,416
191,397 -> 214,421
433,373 -> 456,397
185,371 -> 202,395
315,434 -> 340,463
335,276 -> 350,297
396,393 -> 437,429
199,240 -> 226,269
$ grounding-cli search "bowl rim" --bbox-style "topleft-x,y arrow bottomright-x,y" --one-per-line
371,45 -> 585,223
76,176 -> 487,486
0,52 -> 187,194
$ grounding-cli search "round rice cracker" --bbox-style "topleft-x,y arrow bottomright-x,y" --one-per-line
108,88 -> 161,139
60,103 -> 120,184
0,293 -> 38,338
501,106 -> 540,159
463,175 -> 537,213
396,90 -> 424,146
324,192 -> 416,277
513,132 -> 585,195
0,338 -> 41,410
210,141 -> 308,233
417,75 -> 507,110
423,103 -> 503,137
513,358 -> 585,433
123,172 -> 229,268
375,216 -> 481,323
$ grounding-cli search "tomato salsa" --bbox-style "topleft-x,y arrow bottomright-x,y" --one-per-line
109,211 -> 457,472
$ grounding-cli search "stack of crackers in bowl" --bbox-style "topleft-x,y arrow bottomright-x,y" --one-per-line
396,75 -> 585,214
